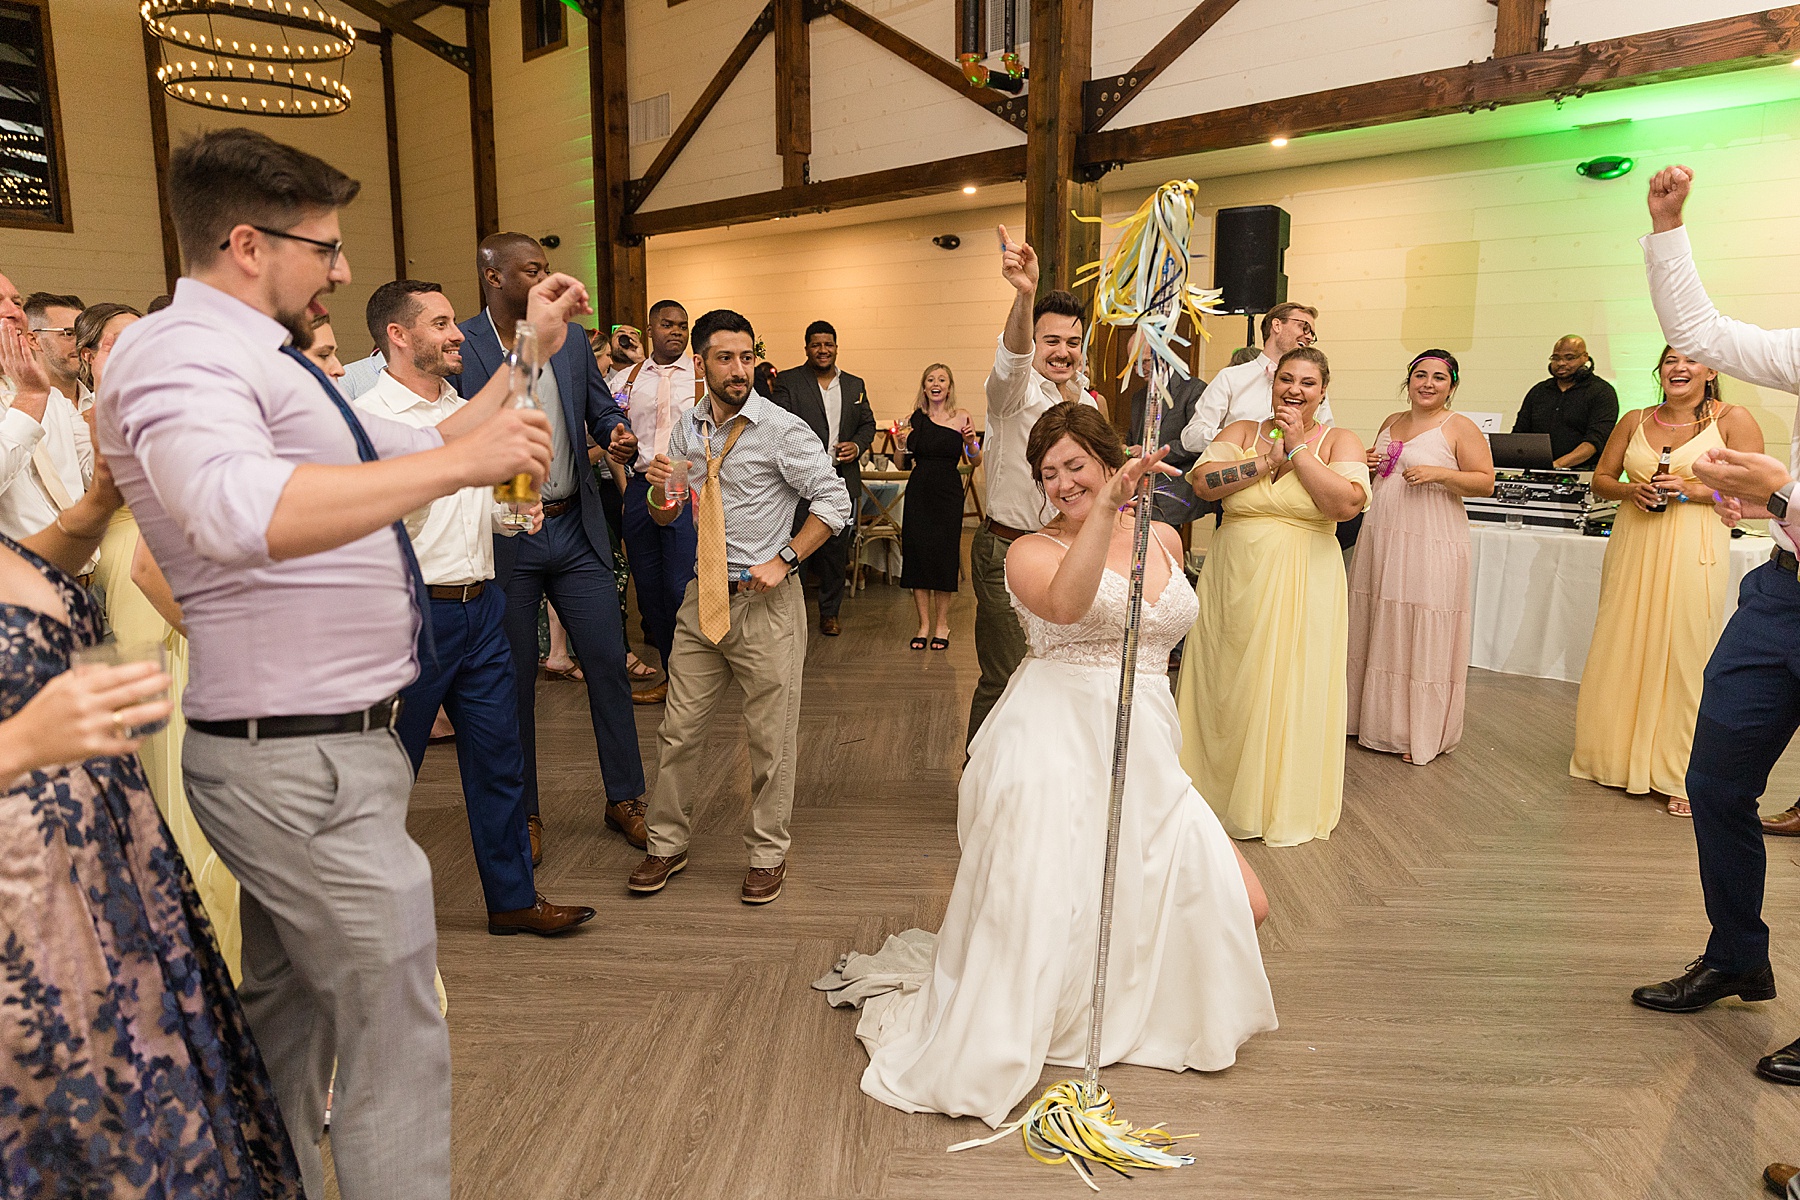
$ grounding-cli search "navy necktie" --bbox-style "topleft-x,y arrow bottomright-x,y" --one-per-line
280,345 -> 436,667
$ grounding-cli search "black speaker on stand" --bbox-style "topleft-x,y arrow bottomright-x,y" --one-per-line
1214,204 -> 1291,346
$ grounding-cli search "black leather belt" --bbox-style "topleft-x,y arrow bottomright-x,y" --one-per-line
541,497 -> 577,518
427,582 -> 485,601
190,696 -> 403,740
1773,546 -> 1800,578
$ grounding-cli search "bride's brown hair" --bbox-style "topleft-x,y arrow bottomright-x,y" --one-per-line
1026,401 -> 1128,484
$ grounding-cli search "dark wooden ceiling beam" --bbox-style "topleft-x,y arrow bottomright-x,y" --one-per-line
1083,0 -> 1242,133
1027,0 -> 1096,298
1082,7 -> 1800,166
624,145 -> 1026,238
627,3 -> 774,210
1492,0 -> 1550,57
385,0 -> 448,21
776,0 -> 811,187
331,0 -> 471,71
810,0 -> 1027,130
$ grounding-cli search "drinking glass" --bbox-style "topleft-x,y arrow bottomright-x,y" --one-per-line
665,458 -> 692,505
1504,513 -> 1524,531
71,640 -> 171,737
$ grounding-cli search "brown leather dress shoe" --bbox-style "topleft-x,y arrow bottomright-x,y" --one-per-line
488,894 -> 597,936
1765,1162 -> 1798,1196
632,681 -> 668,705
527,814 -> 543,867
742,862 -> 785,905
605,797 -> 649,848
820,616 -> 842,636
627,852 -> 687,893
1764,805 -> 1800,836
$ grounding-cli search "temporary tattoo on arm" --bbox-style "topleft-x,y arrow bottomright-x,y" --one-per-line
1240,459 -> 1259,479
1204,470 -> 1224,489
1220,465 -> 1241,484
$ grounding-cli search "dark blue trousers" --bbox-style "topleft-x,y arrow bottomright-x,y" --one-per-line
499,508 -> 646,812
1687,561 -> 1800,972
396,584 -> 536,914
621,473 -> 697,668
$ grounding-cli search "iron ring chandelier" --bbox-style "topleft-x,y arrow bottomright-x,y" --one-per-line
142,0 -> 357,117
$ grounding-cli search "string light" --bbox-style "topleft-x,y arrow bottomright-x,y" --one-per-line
141,0 -> 355,116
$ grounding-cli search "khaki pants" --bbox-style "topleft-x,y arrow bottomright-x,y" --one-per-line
967,525 -> 1029,747
647,574 -> 806,866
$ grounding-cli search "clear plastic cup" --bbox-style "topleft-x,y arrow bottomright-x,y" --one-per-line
665,458 -> 691,504
70,640 -> 171,737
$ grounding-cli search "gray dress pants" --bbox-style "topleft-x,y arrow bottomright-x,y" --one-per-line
183,726 -> 450,1200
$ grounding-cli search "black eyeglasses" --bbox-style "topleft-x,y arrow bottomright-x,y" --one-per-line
221,225 -> 344,269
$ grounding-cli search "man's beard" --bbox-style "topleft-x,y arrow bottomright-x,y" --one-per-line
278,307 -> 315,352
413,342 -> 457,379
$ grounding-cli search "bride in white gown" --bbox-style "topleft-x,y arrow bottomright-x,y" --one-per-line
817,402 -> 1277,1128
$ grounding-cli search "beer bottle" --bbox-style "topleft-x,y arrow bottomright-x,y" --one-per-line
494,321 -> 540,528
1646,447 -> 1672,513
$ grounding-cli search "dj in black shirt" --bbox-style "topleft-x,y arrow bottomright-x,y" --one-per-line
1511,335 -> 1618,469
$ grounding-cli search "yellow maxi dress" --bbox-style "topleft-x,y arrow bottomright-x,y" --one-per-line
1177,437 -> 1371,846
93,507 -> 243,978
1569,419 -> 1731,800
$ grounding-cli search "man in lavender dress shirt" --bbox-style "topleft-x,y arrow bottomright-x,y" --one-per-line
1628,165 -> 1800,1115
97,128 -> 575,1200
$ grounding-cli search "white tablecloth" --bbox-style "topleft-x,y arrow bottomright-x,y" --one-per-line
1467,524 -> 1773,683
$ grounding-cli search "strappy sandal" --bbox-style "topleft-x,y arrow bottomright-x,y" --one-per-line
625,652 -> 659,681
909,636 -> 929,650
930,637 -> 950,651
542,661 -> 584,682
1667,797 -> 1692,818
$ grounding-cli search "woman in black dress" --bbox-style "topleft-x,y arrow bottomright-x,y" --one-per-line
898,363 -> 980,649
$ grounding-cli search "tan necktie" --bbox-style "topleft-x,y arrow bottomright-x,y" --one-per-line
695,418 -> 749,643
31,440 -> 74,512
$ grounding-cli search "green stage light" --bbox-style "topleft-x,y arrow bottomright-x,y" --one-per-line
1577,156 -> 1635,180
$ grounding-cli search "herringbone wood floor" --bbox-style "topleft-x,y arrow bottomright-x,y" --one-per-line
357,579 -> 1800,1199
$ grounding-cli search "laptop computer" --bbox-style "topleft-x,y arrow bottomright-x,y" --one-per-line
1487,432 -> 1557,471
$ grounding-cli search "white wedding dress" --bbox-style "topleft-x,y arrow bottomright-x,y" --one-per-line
817,533 -> 1278,1128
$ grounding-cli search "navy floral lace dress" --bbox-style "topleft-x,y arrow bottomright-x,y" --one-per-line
0,535 -> 302,1198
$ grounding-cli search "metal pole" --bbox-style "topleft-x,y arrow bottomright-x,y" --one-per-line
1081,251 -> 1181,1095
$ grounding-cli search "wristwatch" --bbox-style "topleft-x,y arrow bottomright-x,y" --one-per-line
1771,482 -> 1795,521
777,544 -> 801,573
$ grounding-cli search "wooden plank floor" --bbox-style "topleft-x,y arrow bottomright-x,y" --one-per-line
362,579 -> 1800,1199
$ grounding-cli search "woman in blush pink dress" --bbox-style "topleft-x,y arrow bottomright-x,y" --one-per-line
1346,350 -> 1495,765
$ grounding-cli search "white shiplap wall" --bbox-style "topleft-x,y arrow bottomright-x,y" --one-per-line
647,93 -> 1800,450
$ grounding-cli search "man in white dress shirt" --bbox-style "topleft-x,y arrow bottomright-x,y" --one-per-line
24,291 -> 85,407
966,226 -> 1101,745
1627,166 -> 1800,1110
1178,302 -> 1332,453
354,278 -> 595,937
610,299 -> 700,699
0,272 -> 89,545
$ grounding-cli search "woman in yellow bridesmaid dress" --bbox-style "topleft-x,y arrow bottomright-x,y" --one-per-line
1571,348 -> 1763,816
81,302 -> 248,975
1177,348 -> 1369,847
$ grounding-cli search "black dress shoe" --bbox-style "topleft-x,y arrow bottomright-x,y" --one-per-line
1757,1036 -> 1800,1086
1632,957 -> 1777,1013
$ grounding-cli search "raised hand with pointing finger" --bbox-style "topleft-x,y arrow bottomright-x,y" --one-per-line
997,225 -> 1039,296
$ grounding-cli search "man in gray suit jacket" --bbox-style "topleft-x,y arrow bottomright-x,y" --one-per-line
771,320 -> 875,634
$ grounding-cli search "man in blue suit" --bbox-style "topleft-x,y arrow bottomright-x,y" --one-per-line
453,232 -> 646,863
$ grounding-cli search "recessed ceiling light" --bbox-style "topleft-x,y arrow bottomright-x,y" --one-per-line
962,185 -> 978,194
1270,137 -> 1289,148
